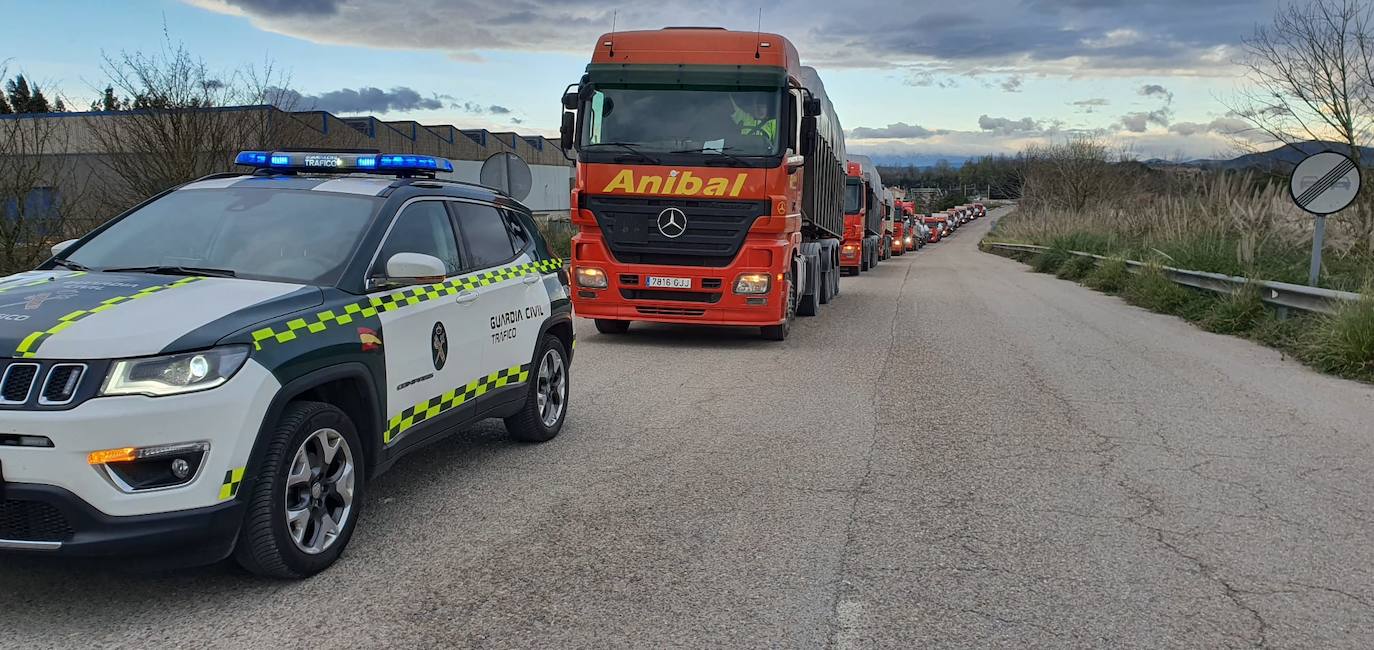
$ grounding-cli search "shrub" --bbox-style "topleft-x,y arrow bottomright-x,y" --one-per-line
1031,247 -> 1073,274
1122,265 -> 1201,315
1201,283 -> 1268,334
1304,294 -> 1374,380
1056,254 -> 1097,281
1084,257 -> 1131,293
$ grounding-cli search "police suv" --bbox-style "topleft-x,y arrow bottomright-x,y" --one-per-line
0,150 -> 574,578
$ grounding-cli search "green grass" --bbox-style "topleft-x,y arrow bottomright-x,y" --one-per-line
1304,294 -> 1374,380
1121,265 -> 1210,318
1056,254 -> 1097,281
1031,247 -> 1073,274
1200,284 -> 1267,334
1084,257 -> 1131,293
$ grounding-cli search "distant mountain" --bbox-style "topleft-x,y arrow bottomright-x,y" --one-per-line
1148,141 -> 1374,172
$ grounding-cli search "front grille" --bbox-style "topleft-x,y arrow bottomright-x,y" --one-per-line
620,289 -> 722,304
619,274 -> 639,286
40,364 -> 85,405
636,306 -> 706,317
586,196 -> 769,267
0,363 -> 38,403
701,278 -> 723,289
0,499 -> 74,542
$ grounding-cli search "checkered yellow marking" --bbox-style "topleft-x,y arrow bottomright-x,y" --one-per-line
384,364 -> 531,444
251,258 -> 563,350
15,276 -> 203,358
218,466 -> 246,500
0,271 -> 86,294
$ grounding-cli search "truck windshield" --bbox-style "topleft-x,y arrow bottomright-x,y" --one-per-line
581,87 -> 783,157
844,179 -> 862,214
64,187 -> 379,286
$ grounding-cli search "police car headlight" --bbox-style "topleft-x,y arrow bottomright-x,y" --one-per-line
101,346 -> 250,397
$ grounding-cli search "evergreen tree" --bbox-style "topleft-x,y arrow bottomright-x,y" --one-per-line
4,75 -> 52,113
0,90 -> 10,114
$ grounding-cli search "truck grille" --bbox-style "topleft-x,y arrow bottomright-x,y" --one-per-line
620,289 -> 722,304
586,196 -> 769,267
0,499 -> 74,542
636,306 -> 706,317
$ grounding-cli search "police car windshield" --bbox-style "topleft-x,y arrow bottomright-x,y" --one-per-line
65,187 -> 379,286
581,87 -> 783,157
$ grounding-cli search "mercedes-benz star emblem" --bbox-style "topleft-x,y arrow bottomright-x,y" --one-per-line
657,207 -> 688,239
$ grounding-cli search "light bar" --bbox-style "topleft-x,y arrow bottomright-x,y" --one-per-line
234,150 -> 454,175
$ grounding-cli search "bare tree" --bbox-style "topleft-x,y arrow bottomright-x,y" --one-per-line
1232,0 -> 1374,159
84,34 -> 294,212
0,68 -> 92,273
1231,0 -> 1374,255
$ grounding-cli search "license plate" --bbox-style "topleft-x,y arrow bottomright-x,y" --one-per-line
645,276 -> 692,289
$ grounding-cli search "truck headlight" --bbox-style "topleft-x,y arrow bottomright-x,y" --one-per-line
575,267 -> 608,289
101,346 -> 250,397
733,272 -> 771,294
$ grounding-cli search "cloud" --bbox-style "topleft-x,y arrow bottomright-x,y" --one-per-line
273,86 -> 443,114
1072,98 -> 1110,113
1139,83 -> 1174,103
1000,75 -> 1024,93
977,115 -> 1043,133
188,0 -> 1270,75
1168,116 -> 1251,137
1118,108 -> 1172,132
223,0 -> 339,17
849,122 -> 937,139
488,105 -> 511,114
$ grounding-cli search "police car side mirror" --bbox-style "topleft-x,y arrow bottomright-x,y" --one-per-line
373,253 -> 447,289
51,239 -> 79,258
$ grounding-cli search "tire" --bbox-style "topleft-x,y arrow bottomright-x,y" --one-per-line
818,258 -> 833,305
594,319 -> 629,334
761,271 -> 794,341
505,335 -> 569,443
234,401 -> 365,579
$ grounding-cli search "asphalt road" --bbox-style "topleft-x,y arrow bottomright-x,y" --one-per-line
4,207 -> 1373,649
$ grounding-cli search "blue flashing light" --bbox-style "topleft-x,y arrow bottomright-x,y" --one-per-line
232,150 -> 453,175
379,154 -> 453,173
235,151 -> 268,166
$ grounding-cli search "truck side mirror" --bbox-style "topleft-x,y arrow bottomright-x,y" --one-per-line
562,89 -> 579,110
801,115 -> 817,155
804,97 -> 821,117
560,112 -> 575,151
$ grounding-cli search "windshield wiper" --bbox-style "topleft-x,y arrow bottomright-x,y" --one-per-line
50,258 -> 90,272
102,265 -> 237,278
581,142 -> 660,164
669,146 -> 763,167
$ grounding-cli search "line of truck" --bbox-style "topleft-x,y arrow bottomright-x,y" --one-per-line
557,26 -> 983,340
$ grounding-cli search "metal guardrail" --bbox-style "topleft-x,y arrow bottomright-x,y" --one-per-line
984,242 -> 1364,315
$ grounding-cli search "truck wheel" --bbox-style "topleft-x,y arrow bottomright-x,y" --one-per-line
234,401 -> 364,579
504,335 -> 569,443
761,271 -> 794,341
819,263 -> 833,304
594,319 -> 629,334
831,262 -> 841,296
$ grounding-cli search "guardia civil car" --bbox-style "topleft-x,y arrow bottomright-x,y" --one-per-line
0,150 -> 574,578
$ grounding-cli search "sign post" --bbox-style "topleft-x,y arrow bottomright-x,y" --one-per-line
1289,151 -> 1361,287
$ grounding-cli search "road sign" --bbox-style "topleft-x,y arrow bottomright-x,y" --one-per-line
1288,151 -> 1362,286
480,152 -> 533,202
1289,151 -> 1360,215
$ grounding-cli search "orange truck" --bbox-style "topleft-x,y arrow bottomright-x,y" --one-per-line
897,200 -> 918,252
840,156 -> 886,274
559,27 -> 848,340
923,214 -> 948,243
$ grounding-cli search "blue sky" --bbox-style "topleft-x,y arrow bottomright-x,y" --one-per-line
6,0 -> 1276,161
